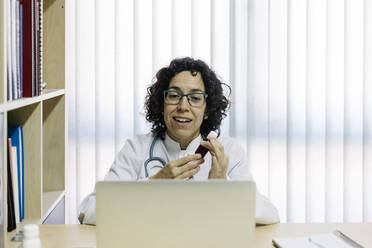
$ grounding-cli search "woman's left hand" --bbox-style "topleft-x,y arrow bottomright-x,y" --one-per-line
200,137 -> 229,179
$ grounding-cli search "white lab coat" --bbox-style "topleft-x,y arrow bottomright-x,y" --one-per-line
79,133 -> 280,225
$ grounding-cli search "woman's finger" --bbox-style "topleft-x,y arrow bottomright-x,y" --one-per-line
176,166 -> 200,179
200,140 -> 213,151
168,154 -> 202,168
209,138 -> 224,160
200,140 -> 222,160
211,154 -> 218,169
178,158 -> 204,174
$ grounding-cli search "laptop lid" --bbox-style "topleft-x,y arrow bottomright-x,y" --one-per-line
96,180 -> 256,248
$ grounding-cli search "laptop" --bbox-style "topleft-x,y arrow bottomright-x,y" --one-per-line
96,180 -> 256,248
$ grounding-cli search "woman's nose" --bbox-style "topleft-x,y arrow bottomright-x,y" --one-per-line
177,96 -> 190,110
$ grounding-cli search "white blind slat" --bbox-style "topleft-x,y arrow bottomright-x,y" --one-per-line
344,0 -> 364,222
326,0 -> 345,223
231,0 -> 248,149
66,0 -> 77,224
96,0 -> 116,180
306,0 -> 327,222
192,0 -> 211,64
76,0 -> 96,210
153,0 -> 172,73
269,0 -> 288,222
364,0 -> 372,222
172,0 -> 192,58
287,0 -> 307,223
247,0 -> 269,196
134,0 -> 153,134
115,0 -> 135,153
211,0 -> 230,136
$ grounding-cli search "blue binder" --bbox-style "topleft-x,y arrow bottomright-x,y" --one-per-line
8,125 -> 24,221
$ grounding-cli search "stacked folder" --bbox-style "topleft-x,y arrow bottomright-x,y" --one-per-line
7,125 -> 25,232
6,0 -> 44,101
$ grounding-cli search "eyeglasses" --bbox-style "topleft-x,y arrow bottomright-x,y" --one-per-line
163,90 -> 208,107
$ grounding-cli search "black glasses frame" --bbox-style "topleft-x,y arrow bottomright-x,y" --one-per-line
163,90 -> 208,107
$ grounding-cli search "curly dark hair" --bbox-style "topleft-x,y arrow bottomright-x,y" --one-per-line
145,57 -> 231,140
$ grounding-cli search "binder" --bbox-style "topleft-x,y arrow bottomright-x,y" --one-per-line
20,0 -> 24,97
8,126 -> 24,222
7,140 -> 16,232
10,0 -> 18,99
10,145 -> 19,224
6,0 -> 13,100
22,0 -> 33,97
7,0 -> 42,99
20,125 -> 25,220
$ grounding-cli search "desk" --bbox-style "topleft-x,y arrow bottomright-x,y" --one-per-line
7,223 -> 372,247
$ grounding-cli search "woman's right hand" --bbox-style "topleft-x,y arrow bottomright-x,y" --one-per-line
149,154 -> 204,179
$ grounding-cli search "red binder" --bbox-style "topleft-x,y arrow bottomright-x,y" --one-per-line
22,0 -> 32,97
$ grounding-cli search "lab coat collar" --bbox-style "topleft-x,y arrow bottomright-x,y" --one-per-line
164,133 -> 202,154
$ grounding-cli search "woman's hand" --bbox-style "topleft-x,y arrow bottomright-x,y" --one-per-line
149,154 -> 204,179
200,138 -> 229,179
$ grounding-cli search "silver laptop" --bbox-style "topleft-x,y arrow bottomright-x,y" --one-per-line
96,180 -> 256,248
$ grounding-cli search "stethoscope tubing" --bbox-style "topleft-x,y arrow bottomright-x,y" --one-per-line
144,136 -> 167,177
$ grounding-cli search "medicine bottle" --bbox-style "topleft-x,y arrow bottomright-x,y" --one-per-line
195,131 -> 218,157
23,224 -> 41,248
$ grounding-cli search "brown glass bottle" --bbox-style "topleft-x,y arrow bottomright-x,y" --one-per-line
195,144 -> 209,158
194,131 -> 217,158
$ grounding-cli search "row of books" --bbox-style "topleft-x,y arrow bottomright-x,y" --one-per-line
7,125 -> 24,232
6,0 -> 44,101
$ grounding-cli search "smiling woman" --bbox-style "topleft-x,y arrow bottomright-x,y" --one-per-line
78,57 -> 280,226
145,57 -> 230,141
163,72 -> 207,149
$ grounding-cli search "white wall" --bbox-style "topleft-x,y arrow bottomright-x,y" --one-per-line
66,0 -> 372,223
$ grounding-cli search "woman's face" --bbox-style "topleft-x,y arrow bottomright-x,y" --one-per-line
164,71 -> 207,149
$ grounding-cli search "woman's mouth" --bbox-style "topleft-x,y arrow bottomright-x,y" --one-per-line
173,117 -> 192,123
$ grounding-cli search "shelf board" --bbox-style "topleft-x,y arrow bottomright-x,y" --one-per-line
42,190 -> 65,223
0,89 -> 65,112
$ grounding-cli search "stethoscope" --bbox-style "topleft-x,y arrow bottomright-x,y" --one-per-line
143,136 -> 167,177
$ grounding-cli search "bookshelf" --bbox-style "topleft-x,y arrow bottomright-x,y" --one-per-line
0,0 -> 66,244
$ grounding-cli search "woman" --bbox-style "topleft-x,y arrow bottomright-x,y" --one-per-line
79,57 -> 279,224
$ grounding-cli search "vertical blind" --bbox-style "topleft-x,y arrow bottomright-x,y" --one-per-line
65,0 -> 372,224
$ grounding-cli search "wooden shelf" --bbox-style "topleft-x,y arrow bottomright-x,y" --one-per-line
1,0 -> 66,244
0,89 -> 65,112
5,191 -> 65,241
42,190 -> 65,223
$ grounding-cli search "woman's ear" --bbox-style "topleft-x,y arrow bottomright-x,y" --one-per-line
204,110 -> 208,120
